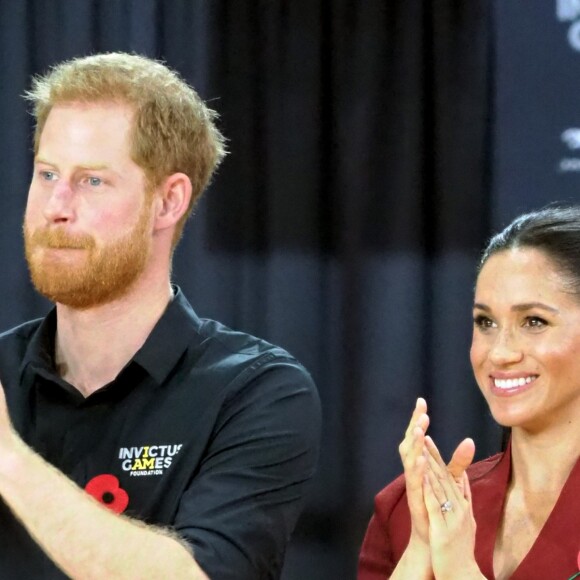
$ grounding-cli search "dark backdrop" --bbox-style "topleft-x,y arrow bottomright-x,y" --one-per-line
1,1 -> 574,578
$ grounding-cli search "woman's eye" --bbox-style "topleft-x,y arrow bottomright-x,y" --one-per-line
524,316 -> 547,329
474,315 -> 495,329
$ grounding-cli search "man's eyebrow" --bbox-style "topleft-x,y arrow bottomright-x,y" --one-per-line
78,164 -> 110,171
473,302 -> 559,314
34,158 -> 111,172
34,157 -> 55,166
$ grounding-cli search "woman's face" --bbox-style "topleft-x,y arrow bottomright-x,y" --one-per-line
470,247 -> 580,432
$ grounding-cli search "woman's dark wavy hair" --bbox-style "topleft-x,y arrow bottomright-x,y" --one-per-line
478,204 -> 580,450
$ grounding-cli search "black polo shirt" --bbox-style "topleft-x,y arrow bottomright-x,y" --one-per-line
0,288 -> 321,579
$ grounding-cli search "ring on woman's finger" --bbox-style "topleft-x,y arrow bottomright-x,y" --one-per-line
440,500 -> 453,513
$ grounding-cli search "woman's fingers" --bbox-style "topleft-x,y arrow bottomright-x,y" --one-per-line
424,467 -> 448,514
403,398 -> 428,441
447,438 -> 476,481
407,452 -> 427,498
398,399 -> 432,544
463,472 -> 472,501
414,397 -> 429,431
424,435 -> 446,469
424,469 -> 481,578
399,399 -> 429,465
463,471 -> 474,513
424,435 -> 475,498
424,446 -> 464,504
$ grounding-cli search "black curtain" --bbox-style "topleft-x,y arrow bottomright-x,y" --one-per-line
0,1 -> 497,578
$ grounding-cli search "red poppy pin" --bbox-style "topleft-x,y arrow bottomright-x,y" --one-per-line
85,474 -> 129,514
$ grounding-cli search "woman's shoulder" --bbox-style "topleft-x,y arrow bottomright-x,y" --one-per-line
374,473 -> 406,514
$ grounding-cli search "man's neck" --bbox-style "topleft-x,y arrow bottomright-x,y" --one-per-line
54,278 -> 173,397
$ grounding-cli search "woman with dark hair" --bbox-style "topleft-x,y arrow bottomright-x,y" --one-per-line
358,206 -> 580,579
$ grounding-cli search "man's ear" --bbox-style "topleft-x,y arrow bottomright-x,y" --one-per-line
153,173 -> 192,232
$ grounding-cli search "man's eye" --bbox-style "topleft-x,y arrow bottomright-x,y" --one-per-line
87,177 -> 102,187
40,171 -> 56,181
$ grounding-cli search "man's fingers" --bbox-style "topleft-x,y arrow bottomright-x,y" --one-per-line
447,438 -> 475,480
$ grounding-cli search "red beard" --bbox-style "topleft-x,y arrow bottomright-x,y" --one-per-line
24,203 -> 152,309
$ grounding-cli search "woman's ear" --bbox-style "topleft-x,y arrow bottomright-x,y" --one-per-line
153,173 -> 192,232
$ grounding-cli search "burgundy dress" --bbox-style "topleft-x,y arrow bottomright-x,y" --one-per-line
358,446 -> 580,579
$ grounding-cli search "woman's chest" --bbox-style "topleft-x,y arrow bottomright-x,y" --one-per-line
492,490 -> 558,579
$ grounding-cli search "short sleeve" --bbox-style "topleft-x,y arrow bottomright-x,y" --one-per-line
173,361 -> 321,580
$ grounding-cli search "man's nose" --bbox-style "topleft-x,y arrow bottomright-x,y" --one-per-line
42,180 -> 76,223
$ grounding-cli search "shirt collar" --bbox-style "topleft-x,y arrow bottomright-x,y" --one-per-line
20,285 -> 204,387
20,309 -> 57,379
132,285 -> 204,385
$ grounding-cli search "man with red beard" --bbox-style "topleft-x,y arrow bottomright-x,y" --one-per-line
0,53 -> 320,580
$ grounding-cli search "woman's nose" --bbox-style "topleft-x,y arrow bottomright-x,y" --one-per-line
488,329 -> 524,366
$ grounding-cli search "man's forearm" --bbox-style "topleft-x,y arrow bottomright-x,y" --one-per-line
0,434 -> 208,580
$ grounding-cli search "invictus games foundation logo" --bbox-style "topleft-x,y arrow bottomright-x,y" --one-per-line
557,0 -> 580,51
118,443 -> 183,477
